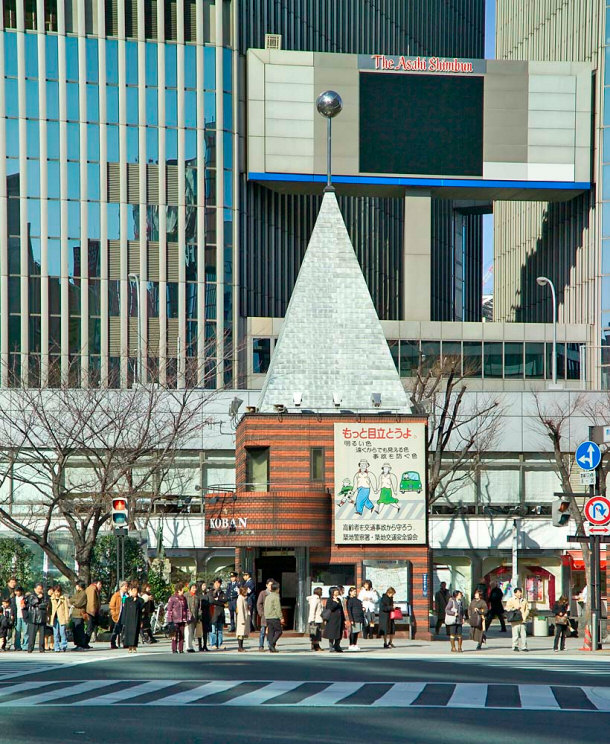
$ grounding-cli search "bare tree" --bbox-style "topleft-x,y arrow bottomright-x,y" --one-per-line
0,358 -> 216,584
408,356 -> 504,506
530,392 -> 591,625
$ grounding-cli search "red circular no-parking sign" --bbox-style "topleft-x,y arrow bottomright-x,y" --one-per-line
584,496 -> 610,526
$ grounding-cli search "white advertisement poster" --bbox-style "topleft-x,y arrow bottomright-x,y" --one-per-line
334,422 -> 427,545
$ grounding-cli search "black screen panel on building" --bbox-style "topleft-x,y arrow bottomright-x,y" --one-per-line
359,72 -> 484,176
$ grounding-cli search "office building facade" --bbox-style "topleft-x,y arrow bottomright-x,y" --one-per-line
0,0 -> 237,389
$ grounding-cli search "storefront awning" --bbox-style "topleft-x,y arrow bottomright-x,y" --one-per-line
564,550 -> 607,571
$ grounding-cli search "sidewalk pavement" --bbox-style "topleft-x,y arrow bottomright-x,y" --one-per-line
2,626 -> 607,661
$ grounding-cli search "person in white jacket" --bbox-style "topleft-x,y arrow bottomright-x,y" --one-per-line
358,581 -> 379,639
307,587 -> 323,651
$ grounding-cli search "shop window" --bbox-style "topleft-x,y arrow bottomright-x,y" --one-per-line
245,447 -> 269,492
310,448 -> 324,483
253,338 -> 271,374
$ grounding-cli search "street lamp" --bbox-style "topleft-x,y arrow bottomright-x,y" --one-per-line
128,273 -> 142,385
536,276 -> 557,386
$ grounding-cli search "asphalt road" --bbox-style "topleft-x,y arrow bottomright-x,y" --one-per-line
1,646 -> 610,744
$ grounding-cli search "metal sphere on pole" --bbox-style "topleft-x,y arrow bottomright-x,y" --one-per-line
536,276 -> 557,386
316,90 -> 343,193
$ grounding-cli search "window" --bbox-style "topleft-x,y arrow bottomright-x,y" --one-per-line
483,342 -> 503,378
253,338 -> 271,374
399,340 -> 419,377
525,342 -> 544,379
310,448 -> 324,483
245,447 -> 269,492
504,342 -> 524,378
463,341 -> 482,377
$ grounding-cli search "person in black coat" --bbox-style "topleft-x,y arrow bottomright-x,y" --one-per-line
322,587 -> 345,653
378,587 -> 396,649
121,583 -> 145,653
346,586 -> 365,650
207,579 -> 227,650
485,582 -> 506,632
26,583 -> 49,653
552,594 -> 570,652
198,582 -> 210,651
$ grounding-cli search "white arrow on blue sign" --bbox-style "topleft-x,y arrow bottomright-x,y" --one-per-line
576,440 -> 602,471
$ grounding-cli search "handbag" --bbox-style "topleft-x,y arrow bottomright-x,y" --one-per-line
555,615 -> 568,626
321,608 -> 332,622
445,612 -> 456,626
505,609 -> 523,623
390,608 -> 403,621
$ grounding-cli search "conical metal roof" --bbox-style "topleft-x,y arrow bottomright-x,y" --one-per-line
258,192 -> 410,413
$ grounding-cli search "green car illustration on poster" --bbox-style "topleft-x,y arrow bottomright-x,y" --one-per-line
399,471 -> 422,494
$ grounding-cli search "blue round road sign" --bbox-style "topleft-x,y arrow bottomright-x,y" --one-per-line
576,440 -> 602,471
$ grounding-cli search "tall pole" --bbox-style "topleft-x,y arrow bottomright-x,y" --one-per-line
316,90 -> 343,194
536,276 -> 557,386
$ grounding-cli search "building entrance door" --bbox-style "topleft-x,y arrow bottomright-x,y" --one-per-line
256,550 -> 297,629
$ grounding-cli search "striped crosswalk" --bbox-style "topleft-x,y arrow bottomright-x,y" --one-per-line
419,656 -> 610,678
0,679 -> 609,710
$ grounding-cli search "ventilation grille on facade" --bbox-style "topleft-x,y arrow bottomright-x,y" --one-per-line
109,317 -> 121,355
107,163 -> 122,202
167,243 -> 180,281
167,318 -> 179,355
105,0 -> 119,37
148,318 -> 160,353
264,33 -> 282,50
109,240 -> 121,280
107,164 -> 179,205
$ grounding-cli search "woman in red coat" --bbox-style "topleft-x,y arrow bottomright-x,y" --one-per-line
166,583 -> 191,654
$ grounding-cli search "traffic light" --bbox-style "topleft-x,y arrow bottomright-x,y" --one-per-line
552,496 -> 571,527
111,497 -> 128,528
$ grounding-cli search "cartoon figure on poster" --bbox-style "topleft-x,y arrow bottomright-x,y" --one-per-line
352,459 -> 378,515
376,463 -> 400,511
337,479 -> 355,507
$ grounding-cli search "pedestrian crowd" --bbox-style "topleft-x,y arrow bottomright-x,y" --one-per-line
434,580 -> 576,653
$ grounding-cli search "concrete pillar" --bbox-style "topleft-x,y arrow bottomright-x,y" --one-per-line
403,192 -> 431,321
470,555 -> 484,601
294,547 -> 310,634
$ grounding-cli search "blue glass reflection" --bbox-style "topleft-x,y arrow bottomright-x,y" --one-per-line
603,276 -> 610,311
223,48 -> 232,92
146,88 -> 158,125
87,124 -> 100,161
46,35 -> 58,80
27,161 -> 40,197
604,93 -> 610,127
184,46 -> 196,89
67,162 -> 80,199
107,125 -> 119,161
5,79 -> 18,116
68,201 -> 80,237
603,240 -> 610,274
184,91 -> 196,127
204,92 -> 215,124
223,134 -> 233,170
107,86 -> 119,123
165,45 -> 177,88
67,83 -> 79,120
68,239 -> 79,277
204,47 -> 215,90
27,198 -> 40,234
146,43 -> 158,86
186,283 -> 197,319
26,79 -> 39,118
107,203 -> 120,240
603,202 -> 610,238
86,38 -> 99,83
5,32 -> 17,77
146,127 -> 158,162
47,164 -> 60,197
66,37 -> 79,82
6,119 -> 18,157
126,88 -> 138,125
165,89 -> 177,126
185,129 -> 196,161
47,239 -> 61,277
46,81 -> 59,119
25,34 -> 38,78
106,40 -> 118,85
125,42 -> 138,86
47,199 -> 60,235
26,120 -> 39,158
88,201 -> 100,237
87,84 -> 99,122
224,171 -> 233,208
127,126 -> 138,162
67,122 -> 80,160
223,93 -> 232,131
166,128 -> 177,160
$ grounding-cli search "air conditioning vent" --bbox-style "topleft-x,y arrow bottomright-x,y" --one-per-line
264,34 -> 282,50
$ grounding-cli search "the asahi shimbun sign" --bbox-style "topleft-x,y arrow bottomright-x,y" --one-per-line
359,54 -> 487,75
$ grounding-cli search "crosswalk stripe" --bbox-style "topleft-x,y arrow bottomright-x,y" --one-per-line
0,681 -> 59,699
152,681 -> 244,706
371,682 -> 426,707
294,682 -> 364,706
447,683 -> 487,708
224,681 -> 304,706
518,685 -> 560,710
582,687 -> 610,711
7,680 -> 117,706
75,680 -> 178,706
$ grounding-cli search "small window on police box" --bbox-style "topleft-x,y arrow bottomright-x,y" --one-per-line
246,447 -> 269,492
310,447 -> 324,483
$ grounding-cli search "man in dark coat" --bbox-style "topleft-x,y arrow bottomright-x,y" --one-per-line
207,579 -> 227,650
70,581 -> 91,650
322,587 -> 345,653
121,584 -> 144,652
241,572 -> 256,630
486,582 -> 507,632
434,582 -> 450,634
26,583 -> 49,653
226,573 -> 240,633
198,582 -> 210,651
